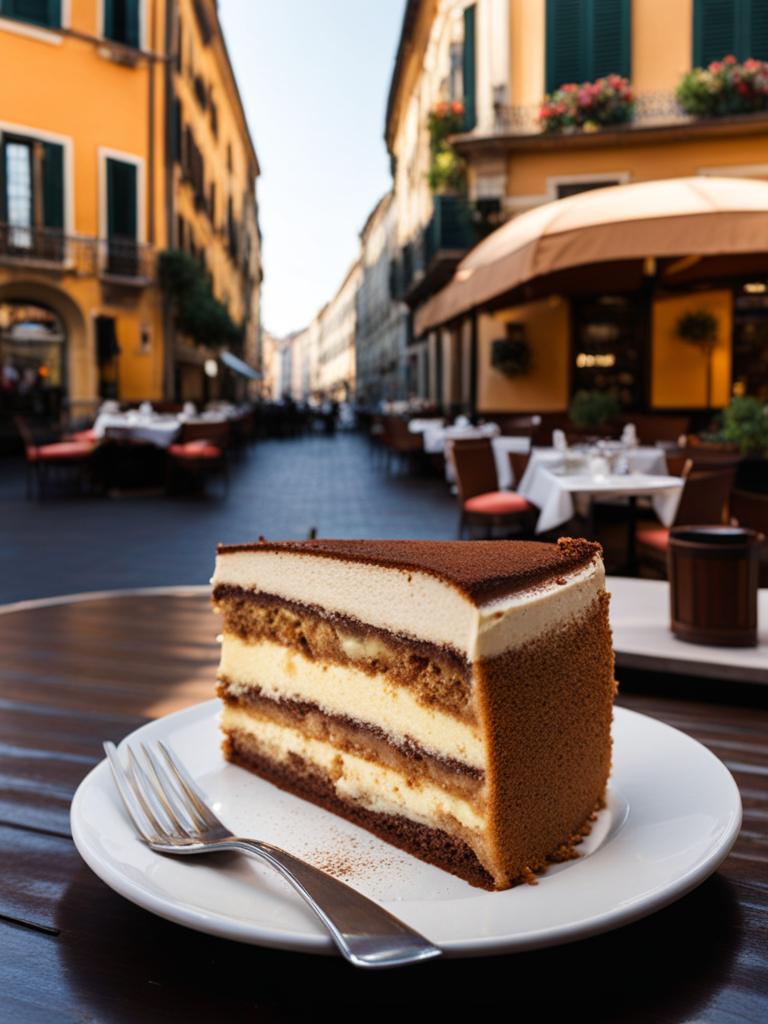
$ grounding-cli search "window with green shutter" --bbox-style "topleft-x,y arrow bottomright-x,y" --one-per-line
1,0 -> 60,28
694,0 -> 768,65
462,4 -> 477,130
107,159 -> 137,240
106,158 -> 138,276
103,0 -> 140,49
546,0 -> 631,92
42,142 -> 63,231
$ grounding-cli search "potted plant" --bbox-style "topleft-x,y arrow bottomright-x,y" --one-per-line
427,101 -> 467,195
677,55 -> 768,118
676,310 -> 718,409
491,326 -> 531,377
569,389 -> 621,430
539,75 -> 634,134
720,396 -> 768,456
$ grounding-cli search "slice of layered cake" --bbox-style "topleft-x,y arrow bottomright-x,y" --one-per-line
212,538 -> 616,890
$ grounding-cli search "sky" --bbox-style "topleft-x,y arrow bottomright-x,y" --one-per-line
218,0 -> 407,338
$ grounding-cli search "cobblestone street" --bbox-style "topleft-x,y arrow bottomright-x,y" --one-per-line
0,433 -> 457,603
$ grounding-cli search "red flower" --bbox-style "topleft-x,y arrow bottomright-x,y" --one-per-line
724,54 -> 737,65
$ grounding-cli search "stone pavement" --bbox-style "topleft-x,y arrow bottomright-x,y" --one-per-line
0,432 -> 458,604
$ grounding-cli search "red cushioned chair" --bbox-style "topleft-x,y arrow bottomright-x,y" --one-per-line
451,438 -> 536,539
15,416 -> 95,499
637,461 -> 735,576
166,420 -> 230,496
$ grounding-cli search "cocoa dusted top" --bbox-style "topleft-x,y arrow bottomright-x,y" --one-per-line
216,536 -> 601,604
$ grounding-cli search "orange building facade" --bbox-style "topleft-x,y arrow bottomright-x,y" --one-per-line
0,0 -> 260,442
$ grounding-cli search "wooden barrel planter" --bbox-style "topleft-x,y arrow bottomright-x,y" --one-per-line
668,526 -> 762,647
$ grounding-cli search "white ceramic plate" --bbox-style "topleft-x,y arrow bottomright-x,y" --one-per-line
70,701 -> 741,958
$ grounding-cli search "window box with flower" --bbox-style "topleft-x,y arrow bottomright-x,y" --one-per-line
539,75 -> 634,135
677,55 -> 768,118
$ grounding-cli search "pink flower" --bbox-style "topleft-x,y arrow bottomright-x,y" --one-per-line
724,54 -> 737,65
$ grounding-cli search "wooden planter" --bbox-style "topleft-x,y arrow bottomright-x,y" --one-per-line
668,526 -> 761,647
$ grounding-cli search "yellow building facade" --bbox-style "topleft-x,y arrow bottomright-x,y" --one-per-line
386,0 -> 768,417
0,0 -> 260,441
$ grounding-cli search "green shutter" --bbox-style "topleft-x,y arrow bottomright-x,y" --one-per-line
746,0 -> 768,59
104,0 -> 140,47
107,159 -> 137,240
546,0 -> 586,91
694,0 -> 737,65
125,0 -> 139,47
42,142 -> 64,230
4,0 -> 60,28
462,5 -> 477,130
591,0 -> 631,78
547,0 -> 630,90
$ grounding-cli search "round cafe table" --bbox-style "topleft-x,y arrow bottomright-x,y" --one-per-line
0,586 -> 765,1020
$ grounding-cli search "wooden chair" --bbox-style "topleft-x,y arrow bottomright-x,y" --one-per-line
166,420 -> 230,496
452,438 -> 536,539
15,416 -> 95,499
508,451 -> 531,488
382,416 -> 423,475
665,452 -> 690,477
637,464 -> 735,575
730,489 -> 768,587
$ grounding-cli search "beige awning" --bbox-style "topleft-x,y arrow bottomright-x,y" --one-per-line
414,176 -> 768,334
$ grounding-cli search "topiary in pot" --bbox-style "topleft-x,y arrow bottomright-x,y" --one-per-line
677,309 -> 718,409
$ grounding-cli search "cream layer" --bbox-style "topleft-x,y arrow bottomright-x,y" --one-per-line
221,704 -> 485,834
219,635 -> 485,769
213,549 -> 604,660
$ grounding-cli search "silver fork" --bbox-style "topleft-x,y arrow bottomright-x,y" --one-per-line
103,740 -> 442,969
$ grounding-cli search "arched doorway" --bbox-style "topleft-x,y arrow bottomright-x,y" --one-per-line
0,300 -> 66,422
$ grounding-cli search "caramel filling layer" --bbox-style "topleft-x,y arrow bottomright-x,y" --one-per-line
218,635 -> 485,769
220,705 -> 488,844
219,685 -> 485,802
214,588 -> 473,718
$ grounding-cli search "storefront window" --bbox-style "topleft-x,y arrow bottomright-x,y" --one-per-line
0,302 -> 65,419
572,294 -> 645,409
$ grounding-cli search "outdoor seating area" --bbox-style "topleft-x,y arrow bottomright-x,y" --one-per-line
365,408 -> 768,581
15,400 -> 256,498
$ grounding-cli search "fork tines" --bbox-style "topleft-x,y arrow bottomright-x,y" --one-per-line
104,739 -> 221,846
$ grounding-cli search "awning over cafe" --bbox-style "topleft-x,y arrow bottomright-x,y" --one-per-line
220,350 -> 261,380
414,176 -> 768,335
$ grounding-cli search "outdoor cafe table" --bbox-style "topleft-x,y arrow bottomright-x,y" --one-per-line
1,587 -> 766,1020
93,412 -> 181,449
521,471 -> 682,573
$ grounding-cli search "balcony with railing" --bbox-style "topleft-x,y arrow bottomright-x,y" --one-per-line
0,225 -> 156,284
454,88 -> 768,157
393,196 -> 480,309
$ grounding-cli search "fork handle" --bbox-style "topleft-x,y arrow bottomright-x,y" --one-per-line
220,838 -> 441,968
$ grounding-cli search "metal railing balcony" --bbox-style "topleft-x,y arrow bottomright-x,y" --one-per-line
489,91 -> 693,136
423,195 -> 477,264
0,224 -> 155,282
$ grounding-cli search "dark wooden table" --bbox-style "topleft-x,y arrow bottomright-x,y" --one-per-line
2,591 -> 766,1022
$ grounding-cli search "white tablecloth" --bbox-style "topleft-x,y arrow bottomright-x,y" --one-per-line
493,436 -> 532,489
407,417 -> 444,435
423,421 -> 501,456
517,461 -> 683,534
93,413 -> 181,448
518,446 -> 667,490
